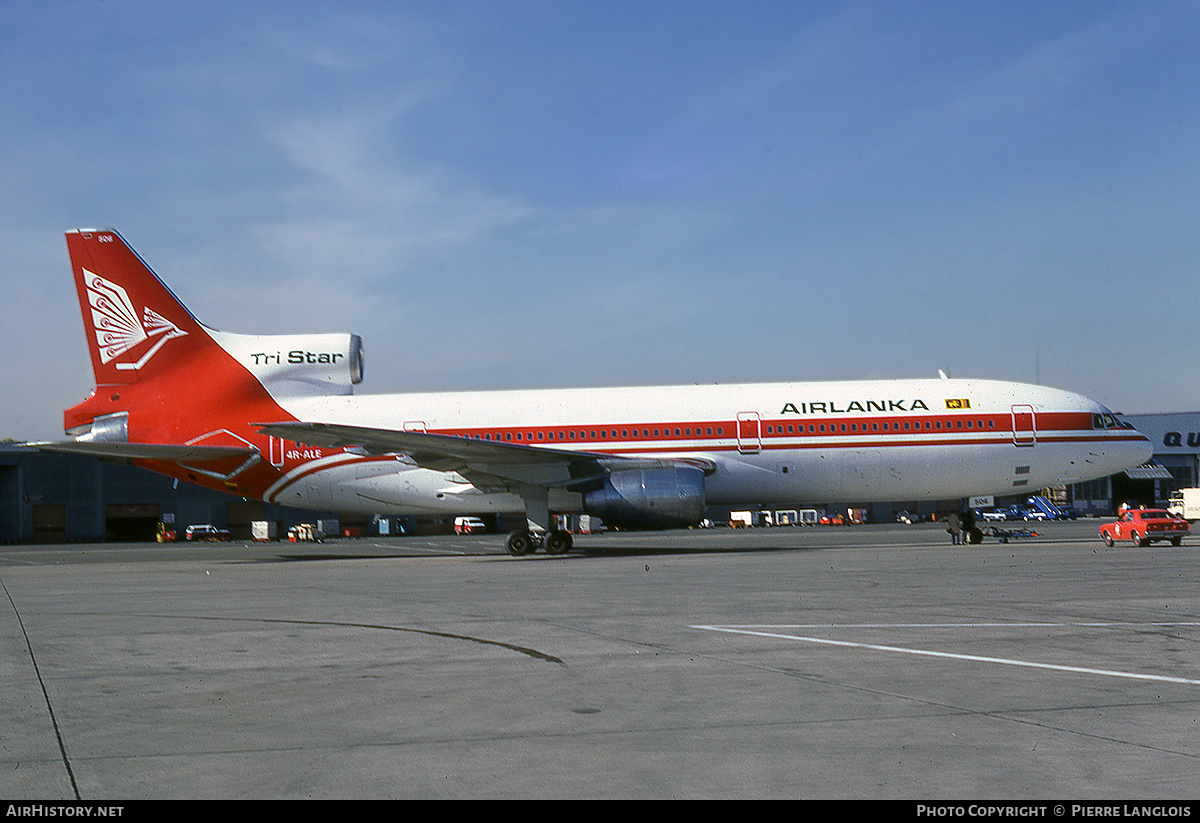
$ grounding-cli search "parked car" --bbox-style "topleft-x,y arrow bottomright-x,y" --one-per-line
1099,509 -> 1190,547
976,508 -> 1009,522
895,511 -> 923,524
1006,505 -> 1038,520
184,524 -> 231,541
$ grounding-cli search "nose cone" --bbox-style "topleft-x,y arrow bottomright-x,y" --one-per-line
1125,427 -> 1155,468
1090,421 -> 1154,481
1065,392 -> 1155,483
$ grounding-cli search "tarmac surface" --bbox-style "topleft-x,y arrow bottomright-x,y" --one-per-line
1,519 -> 1199,799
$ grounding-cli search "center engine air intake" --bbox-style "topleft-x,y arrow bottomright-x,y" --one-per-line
583,466 -> 706,530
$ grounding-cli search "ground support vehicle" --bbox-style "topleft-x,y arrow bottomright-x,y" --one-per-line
1099,509 -> 1190,547
984,526 -> 1040,543
1168,488 -> 1200,521
1026,495 -> 1067,519
287,523 -> 325,543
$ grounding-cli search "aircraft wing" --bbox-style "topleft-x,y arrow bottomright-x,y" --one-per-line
256,420 -> 713,493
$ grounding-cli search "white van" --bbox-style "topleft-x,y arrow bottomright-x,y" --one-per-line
454,517 -> 487,534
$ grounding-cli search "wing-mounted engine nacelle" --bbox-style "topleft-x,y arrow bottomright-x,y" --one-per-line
583,466 -> 706,530
211,330 -> 364,397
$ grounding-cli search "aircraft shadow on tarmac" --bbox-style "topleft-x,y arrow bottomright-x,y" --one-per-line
553,544 -> 818,558
256,543 -> 821,562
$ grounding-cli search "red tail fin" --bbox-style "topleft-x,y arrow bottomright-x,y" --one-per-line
62,228 -> 282,443
63,229 -> 358,454
67,228 -> 206,389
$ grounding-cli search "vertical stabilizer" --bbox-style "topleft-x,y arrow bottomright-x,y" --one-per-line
67,229 -> 207,388
62,229 -> 288,444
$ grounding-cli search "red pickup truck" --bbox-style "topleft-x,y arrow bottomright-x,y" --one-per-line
1099,509 -> 1189,547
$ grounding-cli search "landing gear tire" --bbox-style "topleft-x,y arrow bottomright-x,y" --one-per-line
506,530 -> 537,557
544,531 -> 573,555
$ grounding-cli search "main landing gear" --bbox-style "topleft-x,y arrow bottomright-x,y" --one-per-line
506,529 -> 573,557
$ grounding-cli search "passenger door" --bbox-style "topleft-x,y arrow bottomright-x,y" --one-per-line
736,412 -> 761,454
1011,405 -> 1036,447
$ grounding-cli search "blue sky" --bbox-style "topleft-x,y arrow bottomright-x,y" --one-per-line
2,0 -> 1198,440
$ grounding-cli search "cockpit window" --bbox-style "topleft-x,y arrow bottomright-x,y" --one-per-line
1093,412 -> 1121,429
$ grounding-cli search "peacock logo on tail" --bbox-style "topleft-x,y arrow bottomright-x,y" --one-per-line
85,268 -> 187,370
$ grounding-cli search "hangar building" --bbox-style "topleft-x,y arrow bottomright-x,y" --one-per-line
0,444 -> 343,543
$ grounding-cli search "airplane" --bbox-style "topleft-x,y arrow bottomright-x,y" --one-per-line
36,228 -> 1152,555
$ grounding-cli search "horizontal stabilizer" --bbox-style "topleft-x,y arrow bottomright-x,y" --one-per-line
33,441 -> 257,463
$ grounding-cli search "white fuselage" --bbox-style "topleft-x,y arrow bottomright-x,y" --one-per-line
258,378 -> 1151,517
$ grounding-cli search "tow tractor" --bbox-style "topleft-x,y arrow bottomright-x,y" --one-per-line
983,526 -> 1041,543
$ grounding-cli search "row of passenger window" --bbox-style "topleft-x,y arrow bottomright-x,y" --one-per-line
456,417 -> 999,442
764,419 -> 998,434
466,426 -> 728,442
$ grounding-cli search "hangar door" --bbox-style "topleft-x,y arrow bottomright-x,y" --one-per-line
33,505 -> 66,543
106,503 -> 160,542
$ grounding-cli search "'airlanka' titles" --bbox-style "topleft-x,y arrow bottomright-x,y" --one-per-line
780,399 -> 931,415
